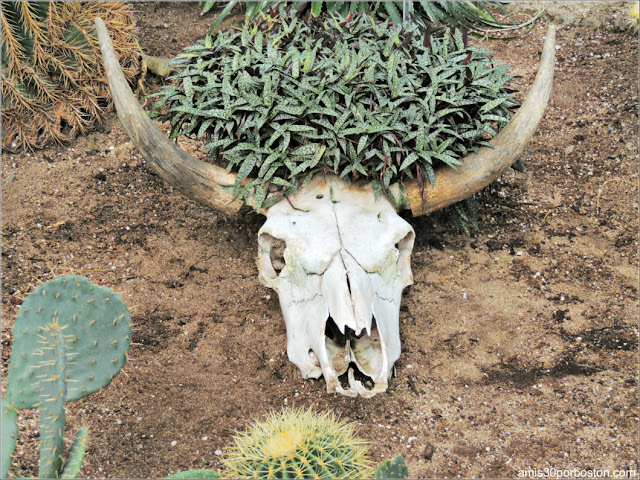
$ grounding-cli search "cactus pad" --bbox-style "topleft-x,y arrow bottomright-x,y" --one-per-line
60,427 -> 89,479
6,275 -> 132,408
36,323 -> 68,477
1,398 -> 19,479
223,408 -> 373,479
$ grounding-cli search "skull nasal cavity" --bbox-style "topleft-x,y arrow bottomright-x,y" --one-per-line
325,317 -> 363,348
270,238 -> 286,274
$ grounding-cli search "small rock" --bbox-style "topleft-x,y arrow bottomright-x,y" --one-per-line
5,173 -> 16,183
171,440 -> 178,447
215,449 -> 223,456
565,145 -> 575,155
423,443 -> 435,460
486,239 -> 502,252
202,436 -> 209,441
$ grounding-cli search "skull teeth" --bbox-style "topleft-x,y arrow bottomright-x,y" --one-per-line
347,368 -> 368,396
320,316 -> 387,396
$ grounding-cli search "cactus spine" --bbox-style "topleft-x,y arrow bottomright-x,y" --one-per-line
1,275 -> 132,479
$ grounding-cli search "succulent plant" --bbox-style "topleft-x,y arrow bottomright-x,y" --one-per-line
199,1 -> 538,38
151,12 -> 519,212
373,455 -> 409,479
164,410 -> 413,479
166,469 -> 221,479
1,1 -> 140,152
628,1 -> 639,32
222,408 -> 374,479
1,275 -> 132,479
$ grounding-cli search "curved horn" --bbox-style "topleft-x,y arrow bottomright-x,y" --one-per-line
394,25 -> 556,217
95,18 -> 244,215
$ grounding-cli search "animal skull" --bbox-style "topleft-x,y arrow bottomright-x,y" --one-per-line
257,175 -> 414,397
95,18 -> 555,397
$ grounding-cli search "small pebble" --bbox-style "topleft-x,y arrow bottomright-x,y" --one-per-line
423,443 -> 435,460
171,440 -> 178,447
215,449 -> 223,456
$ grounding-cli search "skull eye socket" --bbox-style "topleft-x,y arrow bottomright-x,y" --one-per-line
395,230 -> 415,287
258,232 -> 288,281
270,238 -> 287,275
395,231 -> 414,261
258,231 -> 288,280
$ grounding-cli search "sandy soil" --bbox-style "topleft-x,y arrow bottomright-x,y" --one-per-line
1,2 -> 638,478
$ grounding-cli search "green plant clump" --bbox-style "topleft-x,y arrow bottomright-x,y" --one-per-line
151,12 -> 519,210
1,275 -> 132,479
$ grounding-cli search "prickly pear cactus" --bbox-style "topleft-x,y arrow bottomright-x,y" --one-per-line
373,455 -> 409,479
1,275 -> 132,479
1,399 -> 19,478
6,275 -> 131,407
36,323 -> 69,477
223,408 -> 374,479
61,427 -> 89,479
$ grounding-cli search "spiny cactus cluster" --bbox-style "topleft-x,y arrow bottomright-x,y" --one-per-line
1,275 -> 132,479
1,1 -> 140,152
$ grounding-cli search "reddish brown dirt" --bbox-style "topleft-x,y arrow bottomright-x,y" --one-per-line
2,2 -> 638,479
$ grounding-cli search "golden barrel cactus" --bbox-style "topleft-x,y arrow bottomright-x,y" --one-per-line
223,408 -> 374,479
1,1 -> 140,151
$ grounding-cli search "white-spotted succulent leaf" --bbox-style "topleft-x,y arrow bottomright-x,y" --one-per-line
150,13 -> 519,212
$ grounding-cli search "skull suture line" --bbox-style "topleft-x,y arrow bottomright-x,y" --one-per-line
258,175 -> 414,397
96,18 -> 555,397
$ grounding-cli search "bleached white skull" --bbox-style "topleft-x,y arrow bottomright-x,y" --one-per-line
97,17 -> 555,397
257,175 -> 414,397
